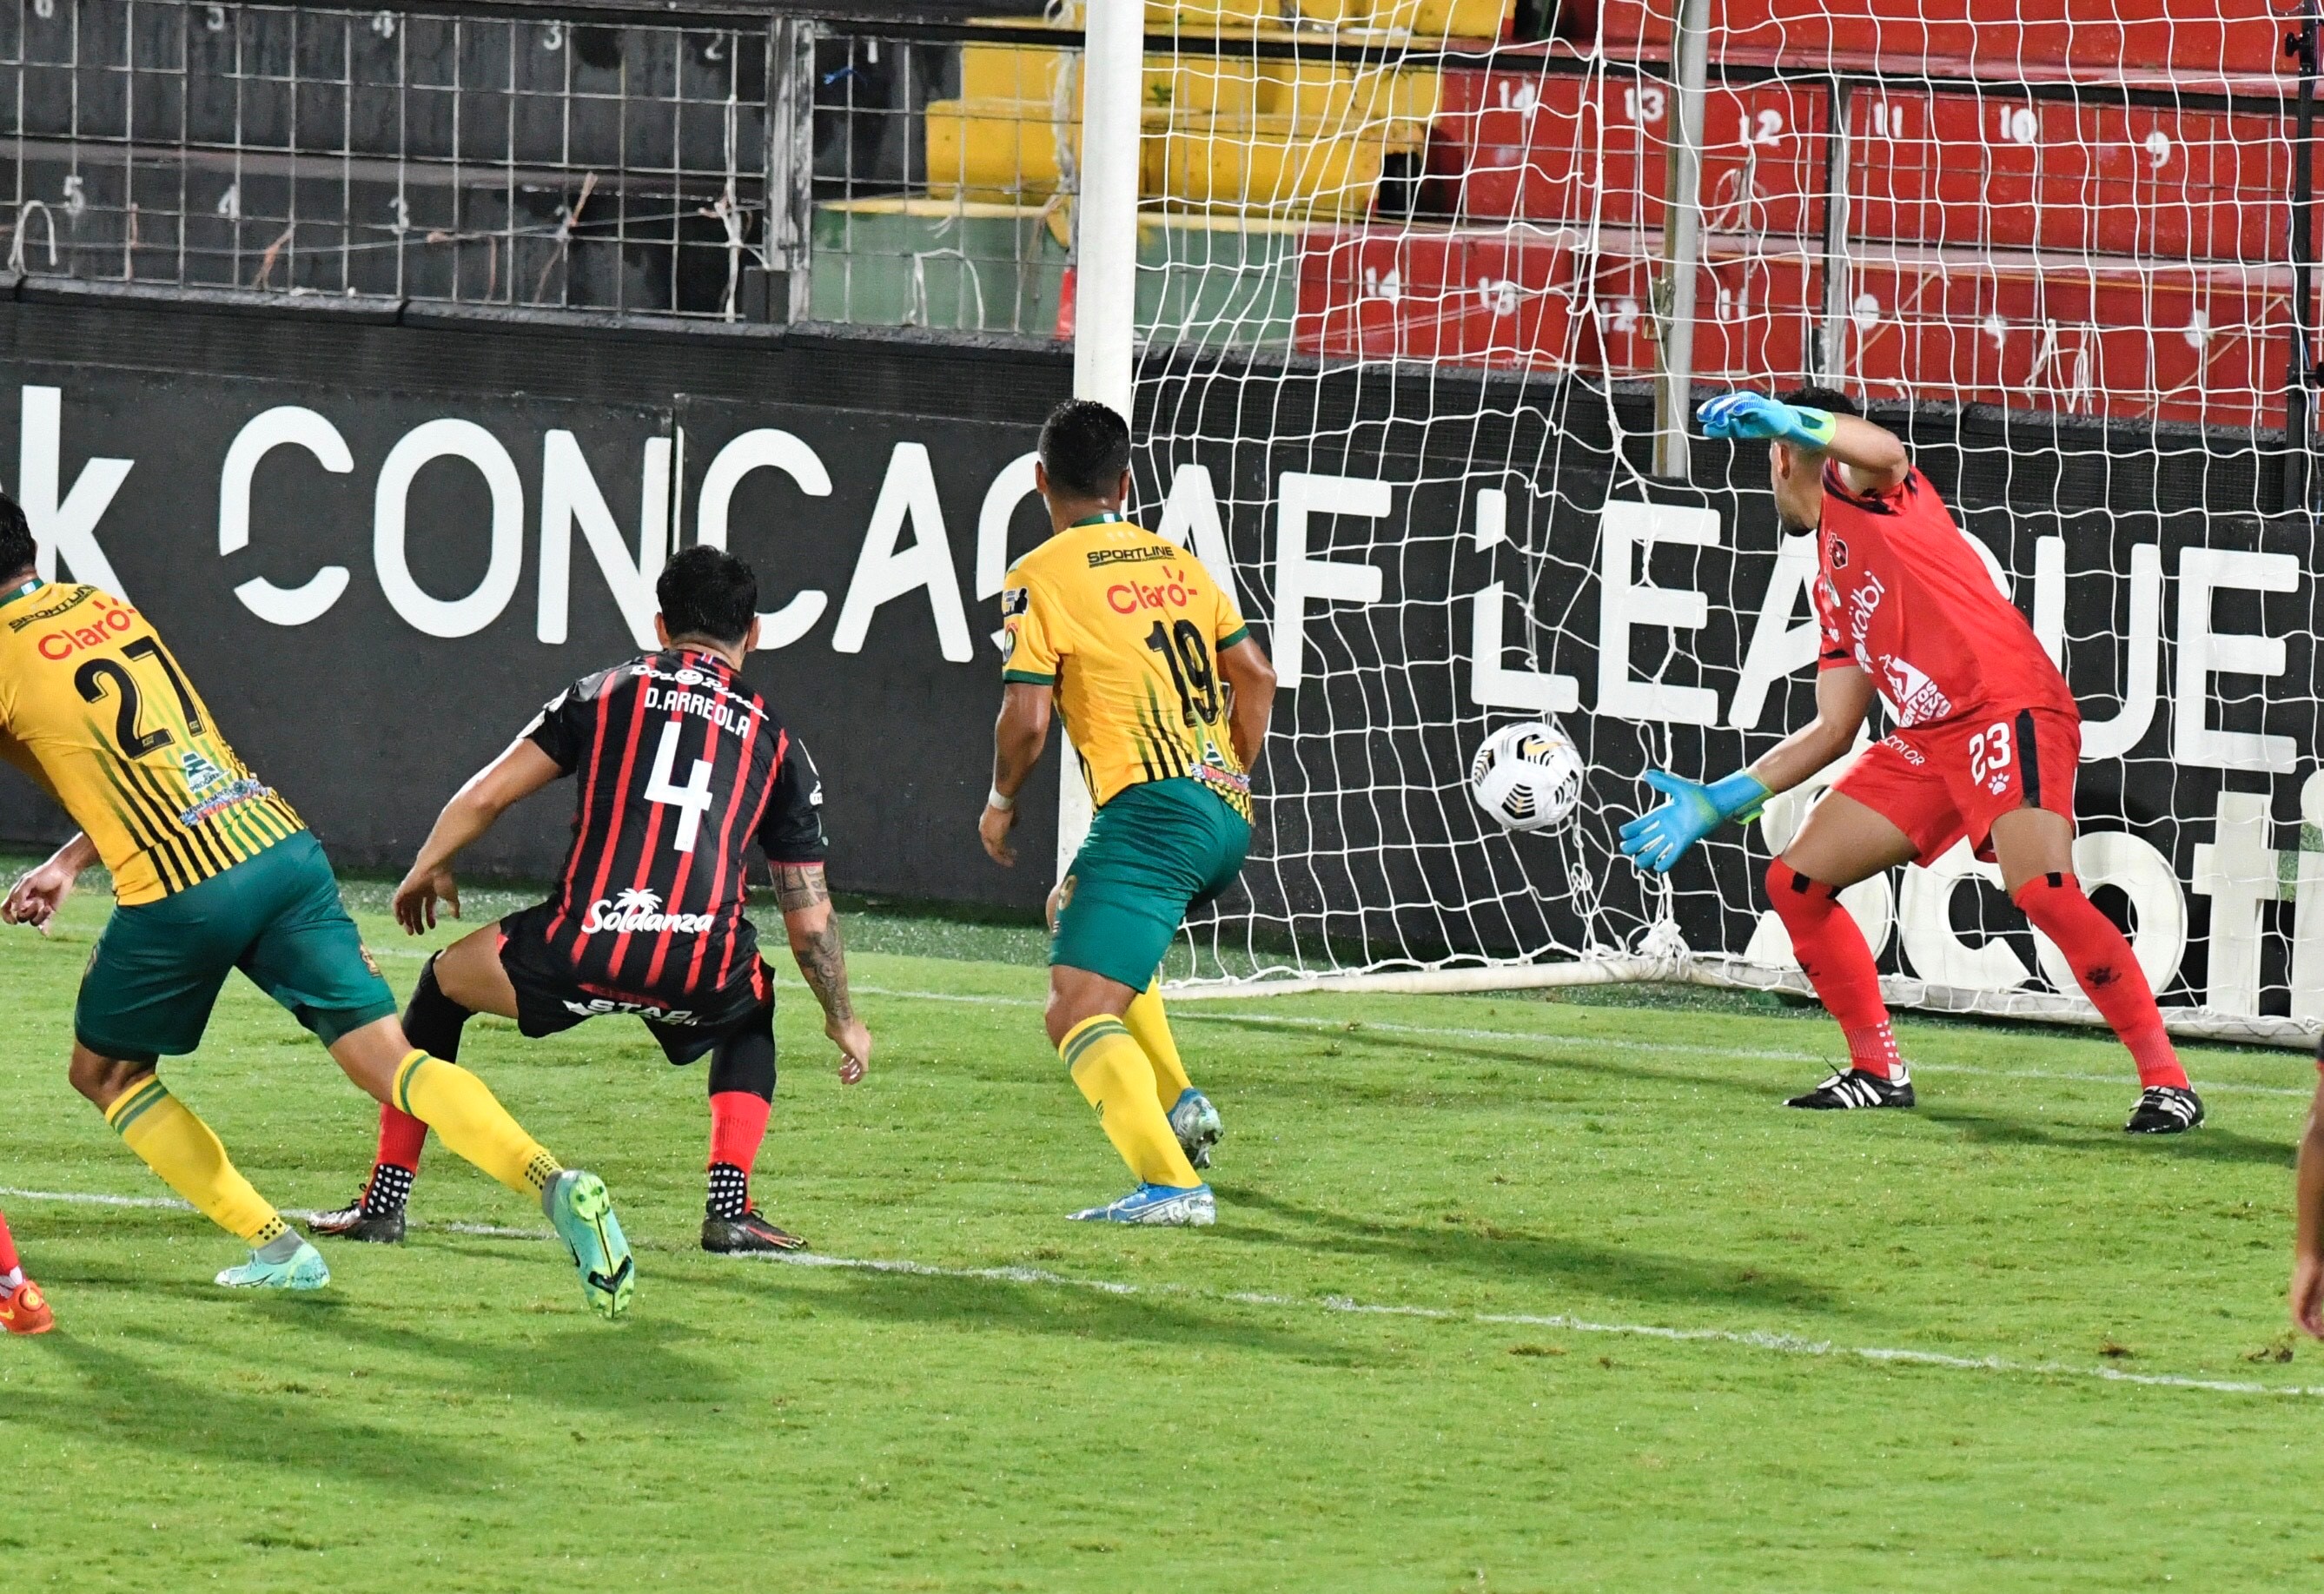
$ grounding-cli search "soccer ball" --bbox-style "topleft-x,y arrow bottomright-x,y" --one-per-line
1469,721 -> 1584,834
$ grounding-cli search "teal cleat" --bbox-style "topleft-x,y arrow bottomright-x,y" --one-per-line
544,1170 -> 634,1319
1167,1088 -> 1223,1169
215,1238 -> 331,1291
1068,1182 -> 1215,1227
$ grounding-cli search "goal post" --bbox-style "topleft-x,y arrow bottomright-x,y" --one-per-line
1096,2 -> 2321,1049
1056,0 -> 1149,876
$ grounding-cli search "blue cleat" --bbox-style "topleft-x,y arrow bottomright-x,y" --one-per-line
544,1170 -> 635,1320
1167,1088 -> 1223,1169
215,1238 -> 330,1291
1068,1182 -> 1215,1227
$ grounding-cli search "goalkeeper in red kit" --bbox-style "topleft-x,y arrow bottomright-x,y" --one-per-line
1619,388 -> 2202,1134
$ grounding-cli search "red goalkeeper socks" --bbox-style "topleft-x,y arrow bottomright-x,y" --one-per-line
1767,857 -> 1899,1079
0,1206 -> 20,1282
2013,871 -> 2188,1089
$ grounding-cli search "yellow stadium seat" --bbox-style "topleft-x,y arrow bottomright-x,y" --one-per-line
1160,114 -> 1389,219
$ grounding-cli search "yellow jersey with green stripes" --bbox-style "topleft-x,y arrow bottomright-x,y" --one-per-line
0,579 -> 304,904
1001,513 -> 1253,819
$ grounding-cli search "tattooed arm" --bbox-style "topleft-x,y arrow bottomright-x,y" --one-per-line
774,862 -> 871,1084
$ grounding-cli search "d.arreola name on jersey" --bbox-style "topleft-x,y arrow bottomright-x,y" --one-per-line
522,648 -> 827,1004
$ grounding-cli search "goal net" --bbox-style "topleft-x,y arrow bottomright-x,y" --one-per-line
1110,0 -> 2320,1044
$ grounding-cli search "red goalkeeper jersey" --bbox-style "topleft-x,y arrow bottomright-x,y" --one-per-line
1810,464 -> 2075,730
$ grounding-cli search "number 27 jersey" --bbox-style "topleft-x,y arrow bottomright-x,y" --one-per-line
1001,518 -> 1253,819
0,580 -> 304,904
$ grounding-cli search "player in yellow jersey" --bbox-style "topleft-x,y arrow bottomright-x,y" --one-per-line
0,493 -> 635,1314
979,400 -> 1276,1225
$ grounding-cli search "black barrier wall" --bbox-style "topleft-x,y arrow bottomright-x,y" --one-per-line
0,291 -> 1069,909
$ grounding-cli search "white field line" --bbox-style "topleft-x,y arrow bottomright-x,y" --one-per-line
3,1181 -> 2315,1401
847,984 -> 2316,1098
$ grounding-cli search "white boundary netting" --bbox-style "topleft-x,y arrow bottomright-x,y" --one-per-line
1115,1 -> 2324,1045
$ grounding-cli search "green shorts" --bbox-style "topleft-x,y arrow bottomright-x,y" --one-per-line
1051,777 -> 1251,990
74,829 -> 398,1064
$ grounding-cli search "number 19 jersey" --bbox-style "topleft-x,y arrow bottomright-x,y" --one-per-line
0,580 -> 304,904
1001,516 -> 1253,819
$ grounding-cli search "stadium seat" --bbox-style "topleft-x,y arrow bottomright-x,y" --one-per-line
1595,0 -> 2284,81
1294,224 -> 1577,365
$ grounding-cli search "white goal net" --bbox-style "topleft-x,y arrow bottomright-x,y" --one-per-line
1107,0 -> 2320,1044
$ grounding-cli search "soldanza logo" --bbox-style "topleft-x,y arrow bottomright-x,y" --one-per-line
579,888 -> 713,936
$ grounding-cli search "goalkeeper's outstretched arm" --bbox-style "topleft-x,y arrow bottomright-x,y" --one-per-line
1813,413 -> 1910,497
1619,665 -> 1873,876
1745,664 -> 1875,800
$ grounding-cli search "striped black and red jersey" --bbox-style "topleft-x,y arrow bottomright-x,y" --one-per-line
522,647 -> 825,1001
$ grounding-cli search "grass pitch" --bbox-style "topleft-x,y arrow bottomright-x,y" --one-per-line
2,870 -> 2322,1591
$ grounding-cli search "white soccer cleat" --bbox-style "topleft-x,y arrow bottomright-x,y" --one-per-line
1168,1088 -> 1223,1169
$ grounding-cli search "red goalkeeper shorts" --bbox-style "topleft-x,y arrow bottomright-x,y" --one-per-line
1832,704 -> 2080,868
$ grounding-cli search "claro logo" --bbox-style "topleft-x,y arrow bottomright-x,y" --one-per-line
1106,568 -> 1200,614
35,600 -> 136,659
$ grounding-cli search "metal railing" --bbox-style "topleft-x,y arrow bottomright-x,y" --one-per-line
2,0 -> 769,317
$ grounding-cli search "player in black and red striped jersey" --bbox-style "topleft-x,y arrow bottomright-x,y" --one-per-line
313,546 -> 871,1254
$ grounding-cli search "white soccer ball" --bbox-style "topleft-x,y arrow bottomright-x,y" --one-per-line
1469,721 -> 1584,834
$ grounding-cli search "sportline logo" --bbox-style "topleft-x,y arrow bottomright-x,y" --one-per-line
579,887 -> 713,936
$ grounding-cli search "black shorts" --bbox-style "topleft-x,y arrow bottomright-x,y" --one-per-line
495,903 -> 770,1066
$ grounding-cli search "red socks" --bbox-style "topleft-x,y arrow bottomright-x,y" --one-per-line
707,1091 -> 772,1220
378,1104 -> 428,1173
0,1207 -> 19,1279
1767,857 -> 1901,1078
355,1104 -> 430,1217
2013,871 -> 2188,1089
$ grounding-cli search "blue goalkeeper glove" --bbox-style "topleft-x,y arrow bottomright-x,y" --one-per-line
1618,769 -> 1771,876
1697,392 -> 1838,450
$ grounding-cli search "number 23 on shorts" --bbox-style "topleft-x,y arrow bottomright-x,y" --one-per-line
1967,719 -> 2012,788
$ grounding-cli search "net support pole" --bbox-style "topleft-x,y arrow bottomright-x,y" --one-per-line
1652,0 -> 1711,480
1816,76 -> 1853,386
766,17 -> 818,322
1058,0 -> 1143,874
2289,1 -> 2319,518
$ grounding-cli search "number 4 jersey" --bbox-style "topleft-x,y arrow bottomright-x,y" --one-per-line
1001,515 -> 1253,819
523,647 -> 825,1002
0,580 -> 305,903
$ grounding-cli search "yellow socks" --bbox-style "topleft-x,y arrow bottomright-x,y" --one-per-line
1123,980 -> 1194,1108
1062,1016 -> 1201,1189
391,1051 -> 562,1199
104,1077 -> 287,1246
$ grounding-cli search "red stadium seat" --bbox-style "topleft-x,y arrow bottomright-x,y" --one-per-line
1294,225 -> 1579,368
1597,0 -> 2284,81
1839,255 -> 2286,427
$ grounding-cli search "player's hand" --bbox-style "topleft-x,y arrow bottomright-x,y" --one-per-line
2294,1251 -> 2324,1339
1618,771 -> 1725,875
1045,877 -> 1066,935
3,857 -> 77,933
979,802 -> 1018,867
828,1015 -> 872,1085
1697,392 -> 1837,450
392,864 -> 461,935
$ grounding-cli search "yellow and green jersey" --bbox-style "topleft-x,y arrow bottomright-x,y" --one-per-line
1001,513 -> 1253,820
0,579 -> 304,903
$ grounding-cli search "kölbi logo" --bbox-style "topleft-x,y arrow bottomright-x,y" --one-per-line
579,887 -> 713,936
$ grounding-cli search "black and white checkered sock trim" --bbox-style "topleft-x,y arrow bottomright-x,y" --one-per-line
706,1162 -> 750,1220
364,1162 -> 415,1216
